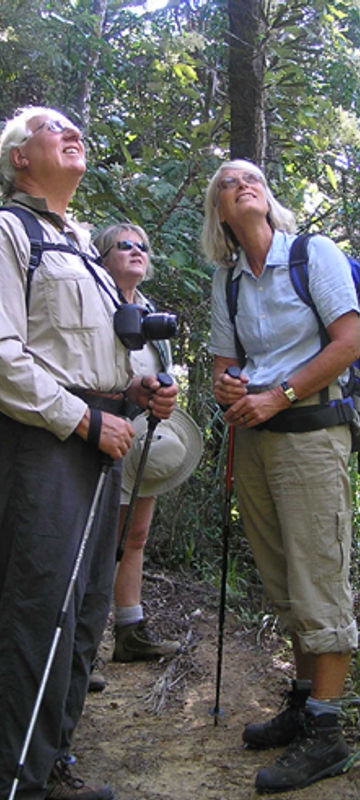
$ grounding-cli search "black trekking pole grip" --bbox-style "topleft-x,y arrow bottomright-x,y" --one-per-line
147,371 -> 174,429
118,372 -> 174,553
219,364 -> 243,411
100,452 -> 114,470
225,365 -> 242,380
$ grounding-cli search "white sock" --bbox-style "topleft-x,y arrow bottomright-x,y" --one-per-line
115,604 -> 143,627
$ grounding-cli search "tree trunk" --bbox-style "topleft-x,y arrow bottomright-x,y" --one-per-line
74,0 -> 108,130
227,0 -> 266,166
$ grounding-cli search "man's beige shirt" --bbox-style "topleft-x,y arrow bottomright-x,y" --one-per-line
0,194 -> 132,440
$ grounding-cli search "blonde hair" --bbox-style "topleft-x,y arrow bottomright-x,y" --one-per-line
201,159 -> 296,267
93,222 -> 154,280
0,106 -> 66,198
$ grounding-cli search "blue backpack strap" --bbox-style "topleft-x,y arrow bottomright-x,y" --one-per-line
289,233 -> 332,350
1,206 -> 45,310
288,234 -> 313,306
225,266 -> 246,367
289,233 -> 331,405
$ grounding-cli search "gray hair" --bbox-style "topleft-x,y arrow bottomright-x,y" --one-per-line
201,159 -> 296,268
0,106 -> 65,198
93,222 -> 154,280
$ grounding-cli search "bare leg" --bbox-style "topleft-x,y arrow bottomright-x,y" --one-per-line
112,495 -> 180,661
114,496 -> 155,608
292,633 -> 351,698
292,633 -> 315,682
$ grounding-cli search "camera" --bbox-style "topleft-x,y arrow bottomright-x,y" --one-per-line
114,303 -> 178,350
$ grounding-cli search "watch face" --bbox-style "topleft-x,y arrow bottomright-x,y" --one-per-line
281,381 -> 297,403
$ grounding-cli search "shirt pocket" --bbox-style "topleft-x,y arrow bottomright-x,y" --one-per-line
44,275 -> 104,330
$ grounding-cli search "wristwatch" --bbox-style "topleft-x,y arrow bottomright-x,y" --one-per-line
281,380 -> 298,404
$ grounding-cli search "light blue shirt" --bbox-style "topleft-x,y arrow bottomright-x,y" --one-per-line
209,230 -> 359,387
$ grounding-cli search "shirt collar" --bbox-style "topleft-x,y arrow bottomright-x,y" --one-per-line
232,230 -> 297,278
10,191 -> 91,249
11,191 -> 66,230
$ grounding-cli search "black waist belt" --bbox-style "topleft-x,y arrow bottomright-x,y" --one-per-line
68,387 -> 125,415
256,400 -> 353,434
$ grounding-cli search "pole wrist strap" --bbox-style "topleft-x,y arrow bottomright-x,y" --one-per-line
87,408 -> 102,447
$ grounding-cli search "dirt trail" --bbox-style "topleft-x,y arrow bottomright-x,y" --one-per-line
73,572 -> 360,799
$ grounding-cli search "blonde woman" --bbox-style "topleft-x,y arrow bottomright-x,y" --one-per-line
203,159 -> 360,792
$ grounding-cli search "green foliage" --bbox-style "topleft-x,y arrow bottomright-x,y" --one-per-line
1,0 -> 360,636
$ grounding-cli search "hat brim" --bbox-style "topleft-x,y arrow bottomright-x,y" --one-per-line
121,407 -> 203,498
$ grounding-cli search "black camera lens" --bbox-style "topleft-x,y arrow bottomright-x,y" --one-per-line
114,305 -> 177,350
142,312 -> 177,341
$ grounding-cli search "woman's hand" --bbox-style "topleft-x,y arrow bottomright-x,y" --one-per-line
213,355 -> 248,408
224,387 -> 286,427
214,369 -> 248,408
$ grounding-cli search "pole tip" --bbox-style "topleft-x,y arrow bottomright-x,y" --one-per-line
209,706 -> 225,719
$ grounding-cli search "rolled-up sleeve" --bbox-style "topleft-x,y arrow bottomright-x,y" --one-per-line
308,235 -> 359,327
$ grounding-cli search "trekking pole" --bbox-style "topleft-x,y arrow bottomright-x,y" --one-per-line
211,365 -> 242,726
117,372 -> 174,555
7,452 -> 114,800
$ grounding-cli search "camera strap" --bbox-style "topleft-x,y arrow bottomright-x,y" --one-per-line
61,234 -> 121,311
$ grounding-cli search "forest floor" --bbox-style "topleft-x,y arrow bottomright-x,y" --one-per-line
73,569 -> 360,800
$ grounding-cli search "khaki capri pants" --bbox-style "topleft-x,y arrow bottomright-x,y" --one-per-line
234,419 -> 358,655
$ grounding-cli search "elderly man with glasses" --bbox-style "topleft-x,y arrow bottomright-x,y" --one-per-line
0,106 -> 177,800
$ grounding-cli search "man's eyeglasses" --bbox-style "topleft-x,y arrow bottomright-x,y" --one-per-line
217,173 -> 262,192
102,240 -> 149,259
21,119 -> 83,143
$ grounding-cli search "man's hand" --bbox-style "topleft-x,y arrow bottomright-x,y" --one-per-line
76,409 -> 135,460
127,374 -> 178,419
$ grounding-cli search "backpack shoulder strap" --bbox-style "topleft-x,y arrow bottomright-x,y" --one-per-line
288,233 -> 315,308
225,266 -> 246,367
1,206 -> 45,310
0,206 -> 121,312
289,232 -> 330,404
289,233 -> 329,337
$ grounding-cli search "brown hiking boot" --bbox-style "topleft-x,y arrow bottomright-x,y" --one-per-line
243,679 -> 311,749
255,711 -> 351,792
46,760 -> 113,800
112,620 -> 181,662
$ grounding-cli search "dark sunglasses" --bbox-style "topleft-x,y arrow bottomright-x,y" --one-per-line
102,240 -> 149,258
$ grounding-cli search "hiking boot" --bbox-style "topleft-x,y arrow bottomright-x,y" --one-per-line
112,620 -> 181,662
243,679 -> 311,749
46,759 -> 113,800
88,657 -> 106,693
255,711 -> 351,793
88,668 -> 106,692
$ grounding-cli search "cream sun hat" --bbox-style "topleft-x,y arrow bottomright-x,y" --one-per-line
121,407 -> 203,499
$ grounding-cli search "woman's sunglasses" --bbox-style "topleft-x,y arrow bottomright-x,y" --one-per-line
102,240 -> 149,258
